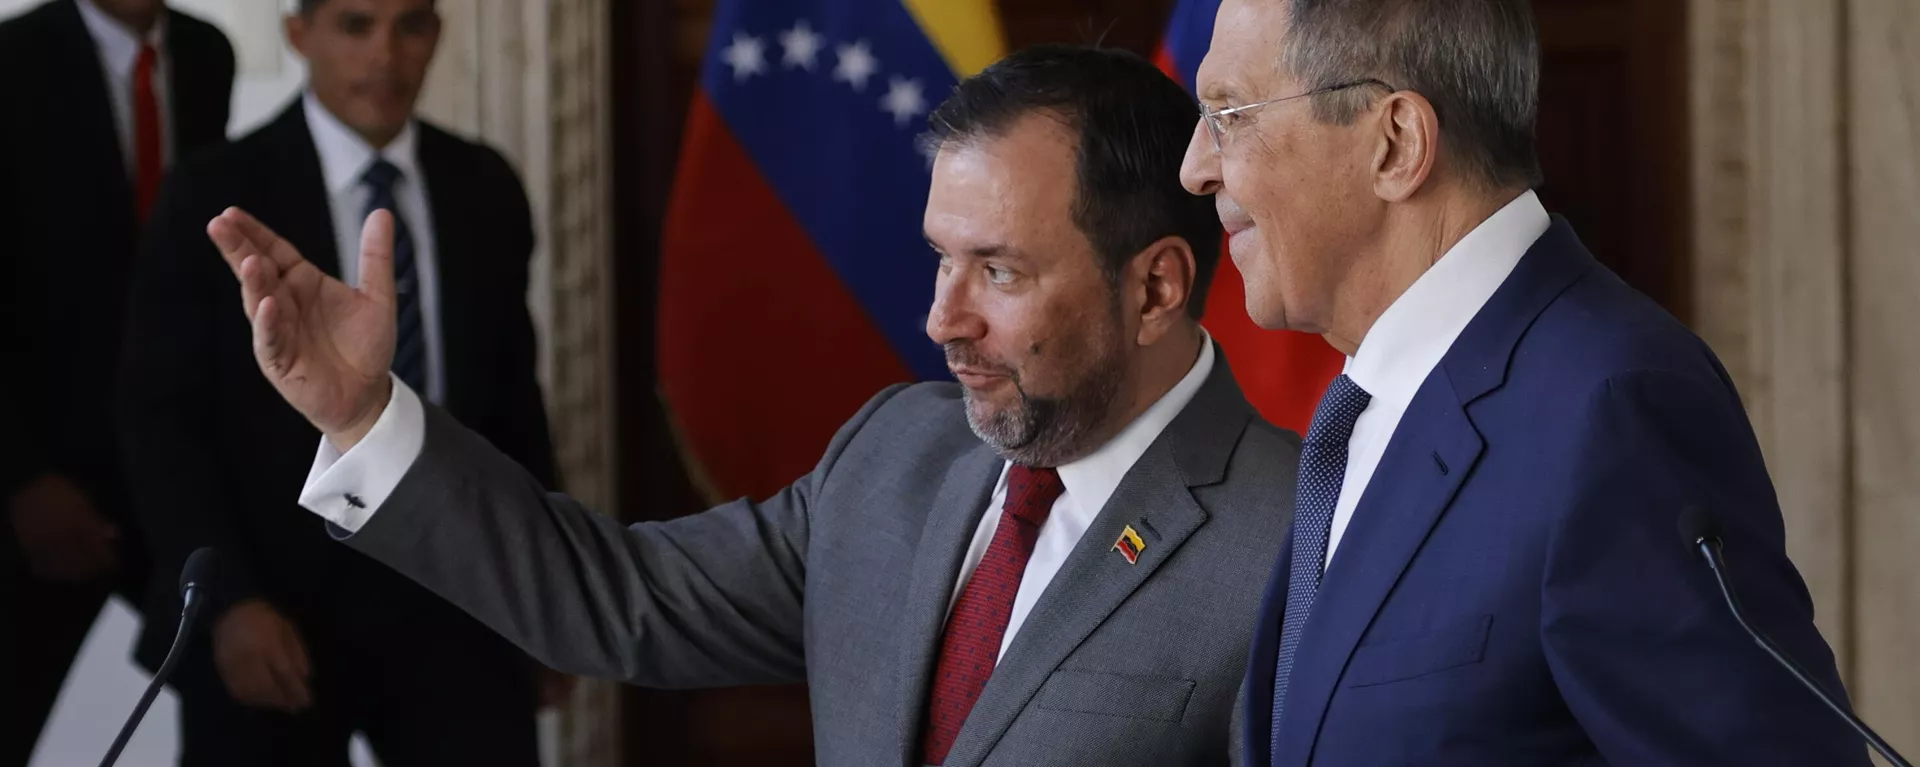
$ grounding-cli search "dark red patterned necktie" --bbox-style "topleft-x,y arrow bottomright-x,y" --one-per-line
919,464 -> 1065,765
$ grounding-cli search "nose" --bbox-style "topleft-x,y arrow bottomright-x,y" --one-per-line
925,270 -> 986,347
1179,119 -> 1223,197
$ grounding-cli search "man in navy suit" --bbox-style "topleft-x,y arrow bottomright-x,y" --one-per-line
1180,0 -> 1868,764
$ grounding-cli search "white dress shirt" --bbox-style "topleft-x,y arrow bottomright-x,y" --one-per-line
951,335 -> 1214,661
75,0 -> 171,172
1325,190 -> 1551,567
300,332 -> 1215,662
303,92 -> 447,404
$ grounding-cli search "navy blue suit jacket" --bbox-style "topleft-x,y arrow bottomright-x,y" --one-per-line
1241,219 -> 1867,766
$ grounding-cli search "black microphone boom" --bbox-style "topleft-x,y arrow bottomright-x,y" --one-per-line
98,547 -> 216,767
1679,508 -> 1911,767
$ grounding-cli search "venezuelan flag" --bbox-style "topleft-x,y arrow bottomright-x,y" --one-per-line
660,0 -> 1006,501
1155,0 -> 1343,436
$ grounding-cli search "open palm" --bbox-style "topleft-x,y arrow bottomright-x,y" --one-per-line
208,207 -> 397,443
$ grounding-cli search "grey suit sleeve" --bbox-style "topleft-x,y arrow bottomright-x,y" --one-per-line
340,385 -> 908,689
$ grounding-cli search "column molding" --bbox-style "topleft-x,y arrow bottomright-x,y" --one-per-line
1687,0 -> 1851,667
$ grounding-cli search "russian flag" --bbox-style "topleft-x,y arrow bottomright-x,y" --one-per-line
1156,0 -> 1343,435
659,0 -> 1006,501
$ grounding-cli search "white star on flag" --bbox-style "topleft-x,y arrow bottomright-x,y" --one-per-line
881,75 -> 927,127
779,21 -> 823,70
722,32 -> 766,82
834,40 -> 879,91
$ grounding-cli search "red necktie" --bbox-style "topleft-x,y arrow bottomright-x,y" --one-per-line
919,465 -> 1064,765
132,43 -> 162,222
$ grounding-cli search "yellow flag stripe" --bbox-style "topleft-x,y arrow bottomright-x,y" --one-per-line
899,0 -> 1007,77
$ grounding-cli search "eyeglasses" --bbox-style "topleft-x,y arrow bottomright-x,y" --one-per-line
1198,78 -> 1397,152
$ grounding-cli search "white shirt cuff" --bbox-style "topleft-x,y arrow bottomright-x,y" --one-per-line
299,375 -> 427,532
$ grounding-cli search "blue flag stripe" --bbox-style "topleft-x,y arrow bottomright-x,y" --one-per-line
702,0 -> 960,381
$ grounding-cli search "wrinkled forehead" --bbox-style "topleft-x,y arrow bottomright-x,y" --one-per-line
1194,0 -> 1296,103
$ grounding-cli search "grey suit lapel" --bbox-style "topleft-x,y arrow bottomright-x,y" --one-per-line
941,345 -> 1254,767
887,443 -> 1005,766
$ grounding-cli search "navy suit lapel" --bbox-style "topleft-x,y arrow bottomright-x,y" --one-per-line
1265,218 -> 1599,764
1273,382 -> 1483,766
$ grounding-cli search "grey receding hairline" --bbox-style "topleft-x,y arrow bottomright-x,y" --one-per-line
1280,0 -> 1543,191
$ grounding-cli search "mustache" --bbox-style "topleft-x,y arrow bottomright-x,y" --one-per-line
944,343 -> 1017,380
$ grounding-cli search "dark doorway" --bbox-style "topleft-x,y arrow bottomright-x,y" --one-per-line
608,0 -> 1689,763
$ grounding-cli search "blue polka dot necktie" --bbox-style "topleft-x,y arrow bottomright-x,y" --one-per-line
362,159 -> 425,395
1271,374 -> 1371,761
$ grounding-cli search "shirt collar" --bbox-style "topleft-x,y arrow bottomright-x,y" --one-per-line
76,0 -> 166,76
303,91 -> 422,198
1054,330 -> 1216,518
1344,189 -> 1551,411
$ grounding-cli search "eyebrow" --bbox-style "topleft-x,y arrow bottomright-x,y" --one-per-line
924,235 -> 1026,260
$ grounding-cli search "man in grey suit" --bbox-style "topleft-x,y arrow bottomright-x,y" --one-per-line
201,46 -> 1298,766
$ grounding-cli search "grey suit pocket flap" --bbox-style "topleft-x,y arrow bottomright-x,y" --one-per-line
1034,670 -> 1197,723
1343,614 -> 1493,688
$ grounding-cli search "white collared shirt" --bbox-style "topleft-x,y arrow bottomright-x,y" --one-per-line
951,335 -> 1216,660
1326,190 -> 1551,566
299,331 -> 1216,663
75,0 -> 170,173
302,92 -> 446,405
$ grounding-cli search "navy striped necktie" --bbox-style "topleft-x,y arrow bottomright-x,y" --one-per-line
1272,374 -> 1371,760
362,159 -> 425,395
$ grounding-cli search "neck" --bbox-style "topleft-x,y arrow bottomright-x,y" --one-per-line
1109,323 -> 1205,435
356,125 -> 403,151
1320,183 -> 1523,356
100,3 -> 160,36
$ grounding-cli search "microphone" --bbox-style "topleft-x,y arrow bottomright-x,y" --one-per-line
1678,508 -> 1911,767
98,547 -> 216,767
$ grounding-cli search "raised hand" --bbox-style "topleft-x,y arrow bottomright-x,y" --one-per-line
207,207 -> 397,450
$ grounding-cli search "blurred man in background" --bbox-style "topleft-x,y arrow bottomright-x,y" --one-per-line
0,0 -> 232,761
118,0 -> 558,763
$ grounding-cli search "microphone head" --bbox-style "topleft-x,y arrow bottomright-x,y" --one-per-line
1677,505 -> 1722,547
179,547 -> 215,598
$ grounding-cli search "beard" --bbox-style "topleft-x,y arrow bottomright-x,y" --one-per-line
948,315 -> 1128,468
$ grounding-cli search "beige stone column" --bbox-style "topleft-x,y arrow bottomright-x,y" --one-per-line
422,1 -> 620,764
1846,0 -> 1920,750
1689,0 -> 1851,667
1691,0 -> 1920,754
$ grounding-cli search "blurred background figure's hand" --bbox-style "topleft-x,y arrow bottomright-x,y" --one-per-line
213,598 -> 314,713
8,472 -> 119,583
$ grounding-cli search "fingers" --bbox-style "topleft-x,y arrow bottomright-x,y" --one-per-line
237,254 -> 280,321
215,207 -> 306,270
262,642 -> 313,713
207,211 -> 257,277
251,295 -> 291,380
356,209 -> 396,305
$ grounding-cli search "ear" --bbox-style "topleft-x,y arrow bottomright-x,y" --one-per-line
1130,235 -> 1199,346
284,13 -> 309,58
1369,90 -> 1440,202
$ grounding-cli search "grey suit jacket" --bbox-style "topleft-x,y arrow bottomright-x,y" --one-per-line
340,349 -> 1299,766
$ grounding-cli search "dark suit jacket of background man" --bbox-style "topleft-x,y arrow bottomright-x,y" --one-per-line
1241,220 -> 1865,765
0,0 -> 231,759
0,0 -> 231,617
117,99 -> 556,711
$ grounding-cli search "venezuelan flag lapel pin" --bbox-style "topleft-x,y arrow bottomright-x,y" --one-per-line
1114,525 -> 1146,565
